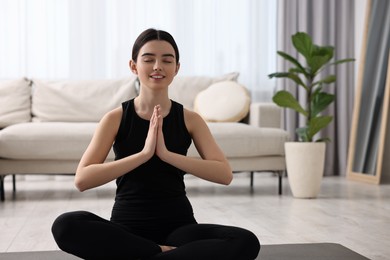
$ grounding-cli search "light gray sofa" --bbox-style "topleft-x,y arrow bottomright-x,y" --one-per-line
0,73 -> 290,201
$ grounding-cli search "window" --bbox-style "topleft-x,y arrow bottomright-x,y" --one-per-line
0,0 -> 276,101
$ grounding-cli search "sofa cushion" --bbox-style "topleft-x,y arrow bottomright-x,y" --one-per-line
194,81 -> 250,122
0,78 -> 31,128
188,122 -> 288,157
31,76 -> 137,122
0,122 -> 288,161
168,72 -> 239,110
0,122 -> 115,160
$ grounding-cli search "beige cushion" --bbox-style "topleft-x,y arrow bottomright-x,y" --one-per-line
168,72 -> 239,110
31,76 -> 137,122
0,121 -> 288,161
0,78 -> 31,128
187,122 -> 289,157
0,122 -> 115,160
194,81 -> 250,122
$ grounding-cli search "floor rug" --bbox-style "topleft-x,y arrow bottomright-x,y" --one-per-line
0,243 -> 370,259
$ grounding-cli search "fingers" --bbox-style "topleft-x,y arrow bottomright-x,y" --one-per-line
151,105 -> 163,129
144,105 -> 166,159
147,105 -> 162,139
143,105 -> 160,158
156,105 -> 163,127
155,105 -> 168,160
150,105 -> 158,126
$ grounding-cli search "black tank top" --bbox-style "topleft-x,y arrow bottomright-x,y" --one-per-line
110,99 -> 197,243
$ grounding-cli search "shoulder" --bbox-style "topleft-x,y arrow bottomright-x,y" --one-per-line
100,99 -> 133,127
97,106 -> 123,136
184,108 -> 208,134
101,106 -> 122,124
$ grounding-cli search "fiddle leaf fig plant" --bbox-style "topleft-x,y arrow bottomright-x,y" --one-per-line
269,32 -> 354,142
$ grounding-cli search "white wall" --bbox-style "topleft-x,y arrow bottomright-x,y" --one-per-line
354,0 -> 368,84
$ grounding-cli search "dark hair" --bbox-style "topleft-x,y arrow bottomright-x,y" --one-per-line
132,28 -> 180,63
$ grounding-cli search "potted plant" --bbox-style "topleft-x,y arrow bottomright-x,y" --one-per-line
269,32 -> 354,198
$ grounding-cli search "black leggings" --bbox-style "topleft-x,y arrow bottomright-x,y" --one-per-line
52,211 -> 260,260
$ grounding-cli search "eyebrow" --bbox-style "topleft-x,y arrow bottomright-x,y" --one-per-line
141,53 -> 175,58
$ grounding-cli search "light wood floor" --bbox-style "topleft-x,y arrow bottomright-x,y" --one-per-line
0,173 -> 389,260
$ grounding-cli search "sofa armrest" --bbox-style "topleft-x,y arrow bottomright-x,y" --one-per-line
249,103 -> 282,128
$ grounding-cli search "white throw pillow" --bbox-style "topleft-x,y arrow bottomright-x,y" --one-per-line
32,76 -> 137,122
168,72 -> 239,110
194,81 -> 250,122
0,78 -> 31,128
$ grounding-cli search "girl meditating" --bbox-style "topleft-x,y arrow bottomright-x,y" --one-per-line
52,28 -> 260,260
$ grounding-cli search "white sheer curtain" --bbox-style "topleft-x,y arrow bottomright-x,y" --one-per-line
0,0 -> 276,101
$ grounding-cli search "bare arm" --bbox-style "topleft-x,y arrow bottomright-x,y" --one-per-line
156,108 -> 233,185
75,106 -> 160,191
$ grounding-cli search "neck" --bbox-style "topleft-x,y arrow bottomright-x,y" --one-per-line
134,89 -> 172,119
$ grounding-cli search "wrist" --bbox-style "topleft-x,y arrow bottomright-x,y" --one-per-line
157,149 -> 170,162
140,149 -> 154,162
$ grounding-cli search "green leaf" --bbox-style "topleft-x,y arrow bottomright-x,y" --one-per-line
296,127 -> 310,142
276,51 -> 307,76
329,58 -> 355,66
312,45 -> 334,58
320,74 -> 336,84
312,75 -> 336,86
308,116 -> 333,140
268,72 -> 288,78
317,58 -> 355,75
289,67 -> 306,74
287,74 -> 306,88
268,72 -> 307,89
292,32 -> 313,61
273,90 -> 308,116
315,137 -> 331,142
312,85 -> 323,99
311,92 -> 335,117
309,46 -> 334,74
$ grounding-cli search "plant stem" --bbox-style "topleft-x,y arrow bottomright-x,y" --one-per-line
307,76 -> 313,142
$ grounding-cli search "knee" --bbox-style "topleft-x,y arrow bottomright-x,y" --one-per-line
234,228 -> 261,259
247,230 -> 261,259
51,211 -> 85,250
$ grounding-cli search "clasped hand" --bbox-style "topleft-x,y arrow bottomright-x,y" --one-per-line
142,105 -> 168,160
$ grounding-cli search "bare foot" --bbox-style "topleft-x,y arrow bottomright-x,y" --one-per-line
159,245 -> 177,252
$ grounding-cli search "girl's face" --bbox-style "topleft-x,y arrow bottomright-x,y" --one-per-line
130,40 -> 180,90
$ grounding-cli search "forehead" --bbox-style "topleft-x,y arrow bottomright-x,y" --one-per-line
139,40 -> 176,57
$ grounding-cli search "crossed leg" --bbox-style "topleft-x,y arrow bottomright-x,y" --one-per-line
52,211 -> 260,260
52,211 -> 161,260
148,223 -> 260,260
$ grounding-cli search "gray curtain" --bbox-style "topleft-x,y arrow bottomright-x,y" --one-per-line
276,0 -> 355,176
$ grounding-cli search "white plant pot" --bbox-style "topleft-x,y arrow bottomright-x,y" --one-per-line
285,142 -> 326,198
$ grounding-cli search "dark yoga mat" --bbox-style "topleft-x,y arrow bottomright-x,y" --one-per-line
0,243 -> 370,259
258,243 -> 370,260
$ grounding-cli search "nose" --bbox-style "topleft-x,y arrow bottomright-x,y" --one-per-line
153,60 -> 162,71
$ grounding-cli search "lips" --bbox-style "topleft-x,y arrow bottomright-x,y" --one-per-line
150,75 -> 164,79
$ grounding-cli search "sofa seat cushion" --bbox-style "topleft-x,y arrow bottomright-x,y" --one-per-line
0,122 -> 288,161
0,122 -> 115,160
187,122 -> 289,157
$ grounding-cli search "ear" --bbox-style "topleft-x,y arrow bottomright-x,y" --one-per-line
129,60 -> 138,75
175,62 -> 180,75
